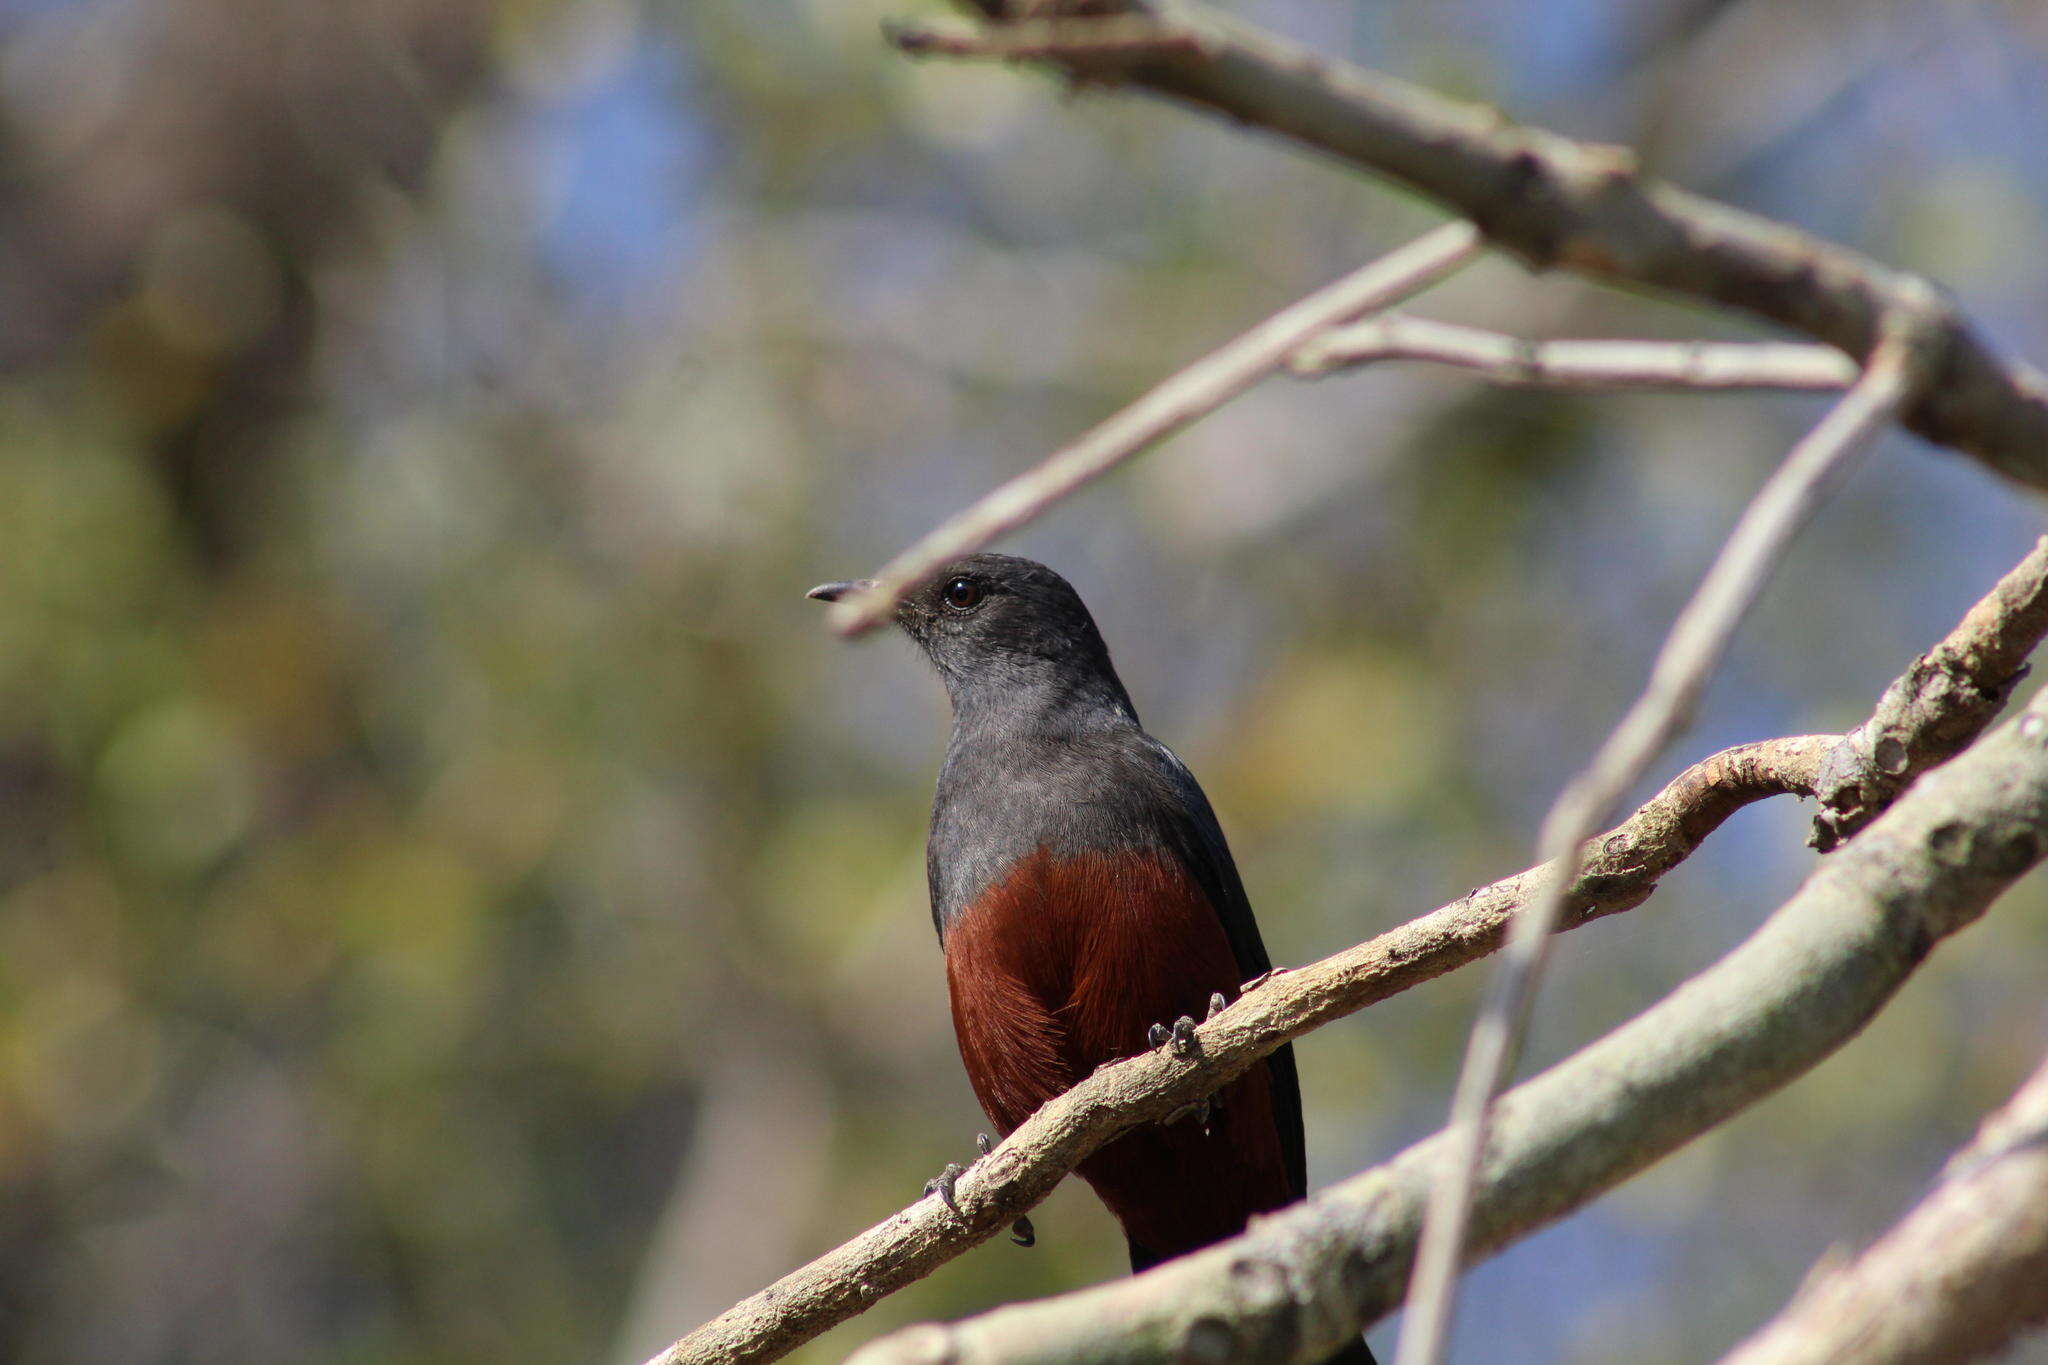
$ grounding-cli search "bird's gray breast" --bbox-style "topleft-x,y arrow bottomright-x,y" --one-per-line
925,729 -> 1170,939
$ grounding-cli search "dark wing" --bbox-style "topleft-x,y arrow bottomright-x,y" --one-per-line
1135,736 -> 1309,1203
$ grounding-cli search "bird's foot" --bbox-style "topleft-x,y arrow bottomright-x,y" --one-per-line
950,1135 -> 1035,1247
1146,1014 -> 1200,1058
1160,1001 -> 1226,1129
923,1162 -> 967,1218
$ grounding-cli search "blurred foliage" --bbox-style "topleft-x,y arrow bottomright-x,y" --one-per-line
1,0 -> 2046,1362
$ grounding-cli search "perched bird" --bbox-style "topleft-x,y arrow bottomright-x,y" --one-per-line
811,554 -> 1374,1364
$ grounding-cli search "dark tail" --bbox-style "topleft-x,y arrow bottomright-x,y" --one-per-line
1129,1241 -> 1378,1364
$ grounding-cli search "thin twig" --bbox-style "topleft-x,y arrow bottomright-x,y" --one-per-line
886,14 -> 1215,63
1393,314 -> 1930,1365
1289,315 -> 1857,391
826,222 -> 1483,636
646,532 -> 2048,1365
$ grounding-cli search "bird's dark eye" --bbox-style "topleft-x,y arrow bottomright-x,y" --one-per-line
943,577 -> 981,611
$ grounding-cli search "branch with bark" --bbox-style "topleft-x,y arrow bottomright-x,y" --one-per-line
1811,558 -> 2048,851
650,540 -> 2048,1365
1720,1047 -> 2048,1365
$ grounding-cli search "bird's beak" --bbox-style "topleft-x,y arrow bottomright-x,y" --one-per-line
805,579 -> 874,604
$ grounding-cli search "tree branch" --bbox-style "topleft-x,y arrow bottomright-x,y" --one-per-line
1719,1047 -> 2048,1365
1397,319 -> 1927,1365
648,538 -> 2048,1365
895,0 -> 2048,490
825,222 -> 1482,636
849,683 -> 2048,1365
1289,315 -> 1857,392
1811,548 -> 2048,851
884,13 -> 1213,63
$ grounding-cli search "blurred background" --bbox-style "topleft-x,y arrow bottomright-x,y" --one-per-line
2,0 -> 2047,1361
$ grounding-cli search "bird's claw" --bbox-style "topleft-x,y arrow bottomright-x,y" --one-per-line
932,1137 -> 1032,1246
1147,1015 -> 1199,1056
924,1162 -> 966,1217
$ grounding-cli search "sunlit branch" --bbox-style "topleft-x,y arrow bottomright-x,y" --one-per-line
1290,315 -> 1856,392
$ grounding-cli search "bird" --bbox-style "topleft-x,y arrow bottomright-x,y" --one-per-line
810,553 -> 1375,1364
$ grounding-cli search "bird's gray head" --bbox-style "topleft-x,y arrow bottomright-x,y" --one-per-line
807,554 -> 1135,725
